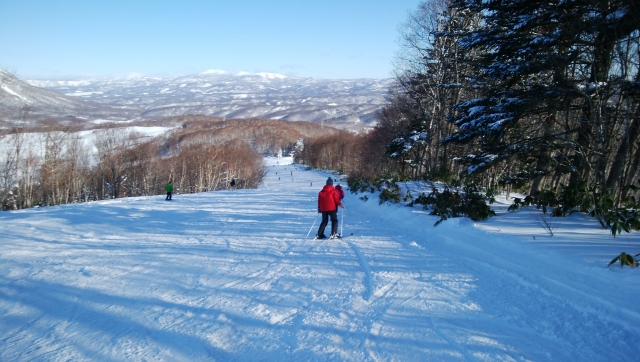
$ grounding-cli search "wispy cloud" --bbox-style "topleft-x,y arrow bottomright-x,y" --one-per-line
279,64 -> 306,76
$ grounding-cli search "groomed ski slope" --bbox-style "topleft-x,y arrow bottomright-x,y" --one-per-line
1,157 -> 639,361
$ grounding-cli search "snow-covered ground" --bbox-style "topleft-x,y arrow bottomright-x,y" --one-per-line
1,157 -> 639,361
0,126 -> 175,165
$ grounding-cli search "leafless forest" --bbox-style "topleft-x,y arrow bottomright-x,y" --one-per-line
0,115 -> 338,210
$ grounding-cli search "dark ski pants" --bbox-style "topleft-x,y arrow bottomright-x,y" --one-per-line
166,192 -> 172,200
317,210 -> 338,236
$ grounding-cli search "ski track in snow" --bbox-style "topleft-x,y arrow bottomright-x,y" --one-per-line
346,241 -> 373,302
1,157 -> 639,361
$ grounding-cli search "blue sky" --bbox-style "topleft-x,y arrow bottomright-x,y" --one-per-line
0,0 -> 423,80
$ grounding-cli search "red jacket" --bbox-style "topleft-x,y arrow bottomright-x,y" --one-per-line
318,185 -> 343,212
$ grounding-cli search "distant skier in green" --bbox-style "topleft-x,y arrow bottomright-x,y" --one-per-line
165,180 -> 173,200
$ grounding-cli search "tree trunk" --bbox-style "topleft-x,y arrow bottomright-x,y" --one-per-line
605,113 -> 640,193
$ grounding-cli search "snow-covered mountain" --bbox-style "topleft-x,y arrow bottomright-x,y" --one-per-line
26,70 -> 393,126
0,70 -> 139,123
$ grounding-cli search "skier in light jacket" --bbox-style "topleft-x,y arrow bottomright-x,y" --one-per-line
316,177 -> 344,239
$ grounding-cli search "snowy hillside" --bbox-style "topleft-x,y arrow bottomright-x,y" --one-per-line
0,70 -> 138,122
27,71 -> 393,126
0,125 -> 176,166
1,157 -> 639,361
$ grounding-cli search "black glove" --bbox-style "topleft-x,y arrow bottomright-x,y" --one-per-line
318,208 -> 321,213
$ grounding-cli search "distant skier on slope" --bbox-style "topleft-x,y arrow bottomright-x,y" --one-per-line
165,180 -> 173,201
316,177 -> 344,240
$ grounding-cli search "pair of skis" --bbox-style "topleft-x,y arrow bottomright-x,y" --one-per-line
313,232 -> 353,240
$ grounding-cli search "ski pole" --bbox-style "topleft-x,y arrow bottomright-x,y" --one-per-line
340,202 -> 346,236
306,212 -> 320,239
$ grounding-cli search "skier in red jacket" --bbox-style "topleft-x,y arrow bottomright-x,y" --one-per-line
316,177 -> 345,239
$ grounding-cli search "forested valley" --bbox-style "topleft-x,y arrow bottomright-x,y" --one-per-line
0,116 -> 337,210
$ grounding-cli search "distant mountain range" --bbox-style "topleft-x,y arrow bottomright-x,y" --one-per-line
0,70 -> 393,128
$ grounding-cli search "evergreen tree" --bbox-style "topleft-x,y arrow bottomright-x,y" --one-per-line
446,0 -> 640,198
